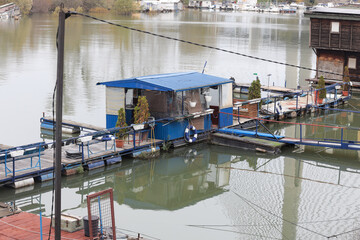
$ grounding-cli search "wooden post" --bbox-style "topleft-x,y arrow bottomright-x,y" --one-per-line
55,4 -> 65,240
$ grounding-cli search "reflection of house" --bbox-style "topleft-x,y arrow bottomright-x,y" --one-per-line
114,147 -> 231,210
141,0 -> 183,12
305,8 -> 360,83
97,72 -> 234,142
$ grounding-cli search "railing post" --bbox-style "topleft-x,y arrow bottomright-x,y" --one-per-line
238,106 -> 240,123
341,128 -> 344,146
12,157 -> 15,183
274,97 -> 276,115
38,143 -> 41,169
335,87 -> 337,100
87,142 -> 90,158
133,130 -> 136,148
300,124 -> 302,142
296,94 -> 298,110
81,142 -> 84,164
4,151 -> 8,177
255,119 -> 258,136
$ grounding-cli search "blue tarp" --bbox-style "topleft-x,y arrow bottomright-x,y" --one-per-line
219,128 -> 284,139
97,72 -> 233,92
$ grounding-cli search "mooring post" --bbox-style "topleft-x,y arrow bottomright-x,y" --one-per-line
55,4 -> 65,240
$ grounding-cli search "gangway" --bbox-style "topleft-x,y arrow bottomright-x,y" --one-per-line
219,112 -> 360,151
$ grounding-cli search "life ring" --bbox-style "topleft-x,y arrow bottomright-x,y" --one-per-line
184,125 -> 198,143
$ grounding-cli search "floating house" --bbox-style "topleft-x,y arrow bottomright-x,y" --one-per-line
0,2 -> 20,20
305,8 -> 360,83
97,72 -> 234,143
140,0 -> 183,12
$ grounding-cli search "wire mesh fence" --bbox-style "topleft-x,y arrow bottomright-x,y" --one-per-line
87,188 -> 116,239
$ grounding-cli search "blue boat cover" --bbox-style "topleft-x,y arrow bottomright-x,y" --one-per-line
219,128 -> 284,139
97,72 -> 233,92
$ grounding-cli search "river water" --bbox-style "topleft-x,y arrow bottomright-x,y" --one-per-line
1,10 -> 360,240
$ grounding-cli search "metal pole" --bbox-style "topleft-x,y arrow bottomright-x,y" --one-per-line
55,5 -> 65,240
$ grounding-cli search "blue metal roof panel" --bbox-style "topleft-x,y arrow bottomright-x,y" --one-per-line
97,72 -> 233,91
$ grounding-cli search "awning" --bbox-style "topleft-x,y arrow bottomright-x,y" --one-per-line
97,72 -> 233,92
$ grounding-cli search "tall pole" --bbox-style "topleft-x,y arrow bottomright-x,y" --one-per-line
55,4 -> 65,240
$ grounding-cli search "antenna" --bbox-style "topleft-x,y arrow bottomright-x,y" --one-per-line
202,61 -> 207,74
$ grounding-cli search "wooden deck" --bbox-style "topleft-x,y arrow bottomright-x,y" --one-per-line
0,137 -> 163,184
0,212 -> 86,240
234,83 -> 300,94
42,117 -> 104,131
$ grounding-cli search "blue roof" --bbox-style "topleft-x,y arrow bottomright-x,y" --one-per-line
97,72 -> 233,92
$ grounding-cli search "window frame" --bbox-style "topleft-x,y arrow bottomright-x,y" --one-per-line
331,21 -> 340,33
348,57 -> 357,70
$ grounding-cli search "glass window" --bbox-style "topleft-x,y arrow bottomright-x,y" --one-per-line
349,57 -> 357,69
331,22 -> 340,33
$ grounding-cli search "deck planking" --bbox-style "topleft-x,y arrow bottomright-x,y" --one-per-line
0,211 -> 86,240
42,117 -> 104,131
0,138 -> 163,183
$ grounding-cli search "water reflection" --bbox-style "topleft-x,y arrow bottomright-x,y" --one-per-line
0,11 -> 317,146
2,144 -> 360,239
0,145 -> 231,213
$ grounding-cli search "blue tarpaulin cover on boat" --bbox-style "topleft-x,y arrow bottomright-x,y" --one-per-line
97,72 -> 233,92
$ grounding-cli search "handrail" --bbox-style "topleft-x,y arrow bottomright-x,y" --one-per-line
219,111 -> 345,130
234,82 -> 350,107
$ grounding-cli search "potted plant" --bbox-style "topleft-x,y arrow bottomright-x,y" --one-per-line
316,75 -> 326,104
245,78 -> 261,118
115,108 -> 128,148
248,78 -> 261,100
134,96 -> 150,141
342,66 -> 350,96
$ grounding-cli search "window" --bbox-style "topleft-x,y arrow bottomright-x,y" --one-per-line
349,57 -> 357,69
331,22 -> 340,33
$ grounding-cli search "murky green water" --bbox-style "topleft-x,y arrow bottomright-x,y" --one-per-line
1,10 -> 360,240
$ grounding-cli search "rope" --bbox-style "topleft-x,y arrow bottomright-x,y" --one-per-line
231,191 -> 329,238
0,219 -> 80,240
187,225 -> 282,239
67,11 -> 359,79
218,166 -> 360,190
116,227 -> 161,240
328,227 -> 360,238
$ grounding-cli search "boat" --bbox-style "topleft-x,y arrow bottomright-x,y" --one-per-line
200,1 -> 215,9
97,72 -> 235,145
0,3 -> 20,20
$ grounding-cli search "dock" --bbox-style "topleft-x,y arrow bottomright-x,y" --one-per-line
233,83 -> 301,94
306,78 -> 360,91
211,133 -> 287,154
0,80 -> 356,188
40,117 -> 104,133
0,126 -> 164,186
0,211 -> 86,240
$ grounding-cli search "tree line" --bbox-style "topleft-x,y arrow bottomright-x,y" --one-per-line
0,0 -> 137,15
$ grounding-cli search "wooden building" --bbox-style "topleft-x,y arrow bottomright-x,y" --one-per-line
305,8 -> 360,83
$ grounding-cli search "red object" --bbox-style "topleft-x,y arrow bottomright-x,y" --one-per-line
342,90 -> 349,96
115,139 -> 124,148
0,212 -> 86,240
315,91 -> 323,104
